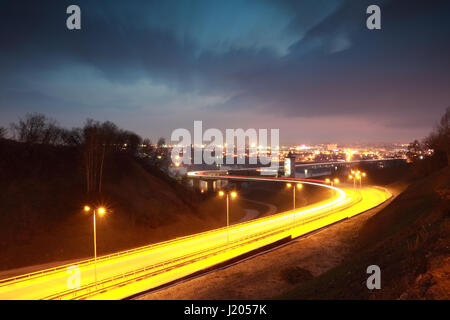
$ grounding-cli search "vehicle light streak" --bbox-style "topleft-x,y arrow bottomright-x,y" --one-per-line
0,172 -> 391,300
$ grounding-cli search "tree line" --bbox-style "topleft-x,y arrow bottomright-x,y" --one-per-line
0,113 -> 170,197
406,106 -> 450,167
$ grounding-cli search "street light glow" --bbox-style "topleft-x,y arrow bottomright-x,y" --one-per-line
218,190 -> 225,197
230,191 -> 237,198
296,183 -> 303,189
83,204 -> 108,288
0,173 -> 393,300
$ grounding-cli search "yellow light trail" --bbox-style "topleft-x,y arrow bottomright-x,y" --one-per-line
0,172 -> 391,300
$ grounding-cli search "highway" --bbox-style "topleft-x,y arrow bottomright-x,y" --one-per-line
0,173 -> 391,300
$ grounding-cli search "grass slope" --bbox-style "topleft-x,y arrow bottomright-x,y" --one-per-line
0,141 -> 217,271
279,167 -> 450,299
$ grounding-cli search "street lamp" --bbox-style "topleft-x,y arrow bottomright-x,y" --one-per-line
349,170 -> 366,188
218,190 -> 237,243
83,205 -> 107,288
348,174 -> 356,188
325,178 -> 339,186
286,182 -> 303,210
359,172 -> 366,187
286,182 -> 302,227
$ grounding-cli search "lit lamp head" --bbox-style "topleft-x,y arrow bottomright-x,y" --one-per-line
334,178 -> 339,184
83,205 -> 91,213
230,191 -> 237,199
296,183 -> 303,189
218,190 -> 225,197
325,178 -> 330,184
348,175 -> 353,179
362,172 -> 366,177
98,207 -> 106,216
286,183 -> 292,188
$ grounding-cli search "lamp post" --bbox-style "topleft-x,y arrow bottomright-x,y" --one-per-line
325,178 -> 339,186
218,190 -> 237,243
349,174 -> 355,188
83,205 -> 106,288
361,172 -> 366,187
349,170 -> 366,188
286,182 -> 302,226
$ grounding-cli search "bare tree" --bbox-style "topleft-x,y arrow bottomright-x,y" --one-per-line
97,121 -> 120,193
122,131 -> 142,156
81,119 -> 143,195
155,137 -> 170,171
425,106 -> 450,166
82,119 -> 103,195
60,128 -> 83,146
0,127 -> 6,139
8,114 -> 146,196
10,113 -> 63,145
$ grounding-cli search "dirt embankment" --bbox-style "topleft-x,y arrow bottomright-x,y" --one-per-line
281,167 -> 450,300
140,168 -> 450,300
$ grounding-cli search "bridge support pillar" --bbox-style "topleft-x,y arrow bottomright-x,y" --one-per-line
192,179 -> 201,192
284,154 -> 296,177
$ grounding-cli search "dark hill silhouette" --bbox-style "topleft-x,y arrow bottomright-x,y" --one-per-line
0,139 -> 225,270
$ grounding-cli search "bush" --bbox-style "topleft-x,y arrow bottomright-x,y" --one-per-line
280,266 -> 314,285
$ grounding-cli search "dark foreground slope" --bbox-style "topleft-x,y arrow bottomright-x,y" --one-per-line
280,166 -> 450,299
0,140 -> 227,271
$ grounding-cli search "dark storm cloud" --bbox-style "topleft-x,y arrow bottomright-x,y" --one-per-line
0,1 -> 194,85
0,0 -> 449,141
217,0 -> 450,122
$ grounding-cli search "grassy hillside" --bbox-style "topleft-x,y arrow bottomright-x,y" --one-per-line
0,140 -> 237,271
280,166 -> 450,299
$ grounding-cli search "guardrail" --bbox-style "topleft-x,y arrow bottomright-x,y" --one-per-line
1,175 -> 338,287
46,190 -> 359,300
3,173 -> 386,300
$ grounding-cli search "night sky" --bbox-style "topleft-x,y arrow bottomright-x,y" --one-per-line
1,0 -> 449,144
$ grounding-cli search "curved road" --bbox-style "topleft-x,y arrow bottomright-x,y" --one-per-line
0,172 -> 391,300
